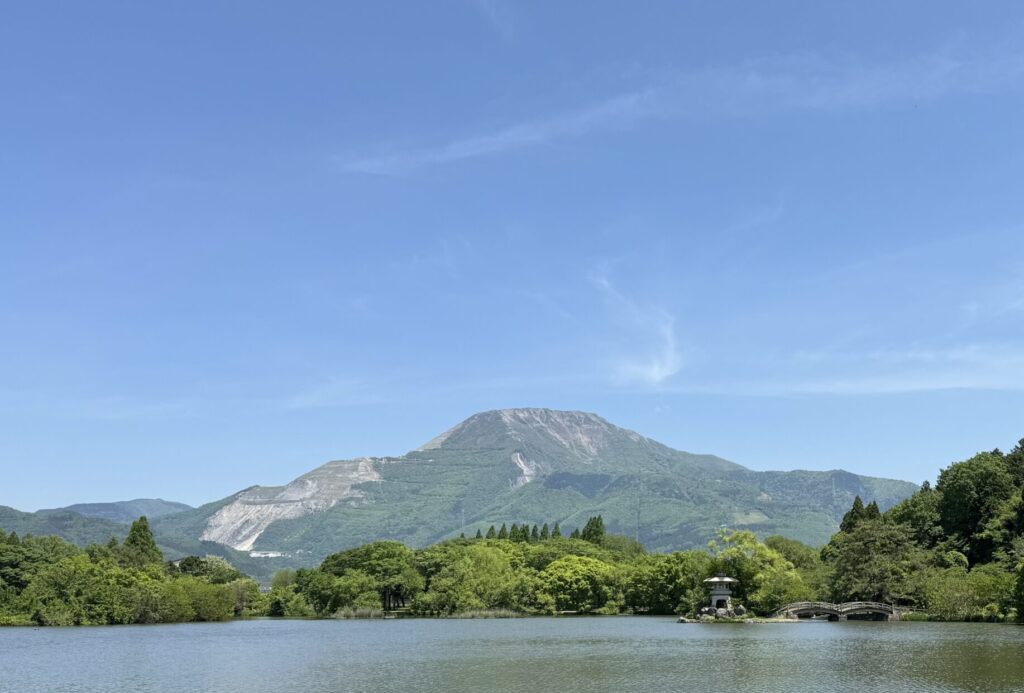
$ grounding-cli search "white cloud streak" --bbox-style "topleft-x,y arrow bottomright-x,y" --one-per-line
591,273 -> 683,387
665,344 -> 1024,397
338,44 -> 1024,174
340,91 -> 657,174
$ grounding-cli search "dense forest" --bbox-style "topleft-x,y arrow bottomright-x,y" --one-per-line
0,518 -> 262,626
3,443 -> 1024,625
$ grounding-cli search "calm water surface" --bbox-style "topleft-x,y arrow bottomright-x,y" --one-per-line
2,618 -> 1023,693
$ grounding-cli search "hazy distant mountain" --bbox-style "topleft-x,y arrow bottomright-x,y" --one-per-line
38,498 -> 192,523
154,408 -> 919,559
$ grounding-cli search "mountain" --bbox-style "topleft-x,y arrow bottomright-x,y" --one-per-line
38,498 -> 192,523
0,505 -> 128,546
154,408 -> 919,559
0,504 -> 294,583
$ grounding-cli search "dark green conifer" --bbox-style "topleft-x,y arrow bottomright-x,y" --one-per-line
121,516 -> 163,566
475,528 -> 483,540
540,523 -> 550,541
531,525 -> 540,542
497,523 -> 509,540
580,515 -> 605,544
570,528 -> 581,539
486,525 -> 497,539
864,500 -> 881,520
552,522 -> 561,538
840,496 -> 866,533
509,523 -> 520,541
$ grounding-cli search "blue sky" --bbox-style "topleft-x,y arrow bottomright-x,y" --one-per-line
3,2 -> 1024,510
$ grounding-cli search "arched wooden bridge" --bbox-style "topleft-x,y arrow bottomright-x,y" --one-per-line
774,601 -> 906,621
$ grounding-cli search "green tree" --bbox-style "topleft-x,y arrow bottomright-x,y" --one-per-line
570,529 -> 581,539
497,524 -> 509,540
531,525 -> 540,542
552,522 -> 562,538
624,551 -> 712,615
485,526 -> 496,539
887,486 -> 943,548
271,569 -> 297,590
540,524 -> 550,541
539,555 -> 616,613
581,516 -> 606,544
839,496 -> 866,533
709,531 -> 810,614
320,541 -> 424,610
764,535 -> 826,596
475,529 -> 483,540
823,519 -> 922,605
413,544 -> 536,614
119,517 -> 162,567
937,451 -> 1014,563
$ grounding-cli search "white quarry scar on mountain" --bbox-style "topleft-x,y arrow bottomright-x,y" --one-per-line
510,452 -> 539,488
200,458 -> 380,551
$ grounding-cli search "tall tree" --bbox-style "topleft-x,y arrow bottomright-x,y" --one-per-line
552,523 -> 562,538
497,524 -> 509,540
839,496 -> 866,533
485,526 -> 496,539
120,516 -> 162,566
823,520 -> 922,604
540,523 -> 550,541
581,516 -> 605,544
474,529 -> 483,540
531,525 -> 540,542
864,501 -> 881,520
937,451 -> 1014,563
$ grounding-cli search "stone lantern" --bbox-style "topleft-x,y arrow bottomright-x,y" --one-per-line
703,574 -> 739,610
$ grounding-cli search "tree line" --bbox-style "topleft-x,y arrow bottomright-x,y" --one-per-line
0,517 -> 262,625
812,440 -> 1024,622
4,441 -> 1024,624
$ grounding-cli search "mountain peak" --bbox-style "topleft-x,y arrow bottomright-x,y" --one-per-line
416,408 -> 637,455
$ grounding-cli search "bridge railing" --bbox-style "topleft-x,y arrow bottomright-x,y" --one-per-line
775,601 -> 840,614
774,601 -> 900,616
840,601 -> 894,614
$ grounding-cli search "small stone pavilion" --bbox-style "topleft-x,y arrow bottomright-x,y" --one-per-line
703,574 -> 739,610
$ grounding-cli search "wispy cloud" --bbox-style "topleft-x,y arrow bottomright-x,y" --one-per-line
340,90 -> 656,174
667,344 -> 1024,397
338,42 -> 1024,175
591,272 -> 683,387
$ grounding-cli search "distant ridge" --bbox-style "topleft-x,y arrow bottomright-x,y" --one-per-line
38,498 -> 193,523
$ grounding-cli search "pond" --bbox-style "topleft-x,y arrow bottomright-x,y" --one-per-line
2,618 -> 1022,693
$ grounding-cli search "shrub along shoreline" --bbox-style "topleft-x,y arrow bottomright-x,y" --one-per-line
4,439 -> 1024,626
